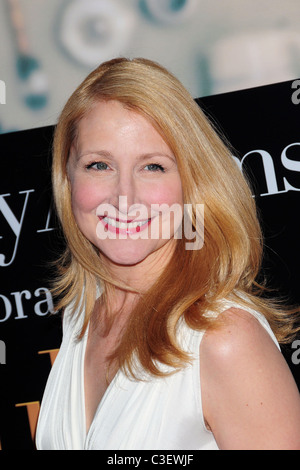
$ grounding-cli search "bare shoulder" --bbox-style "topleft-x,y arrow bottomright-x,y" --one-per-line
201,307 -> 279,363
200,307 -> 300,449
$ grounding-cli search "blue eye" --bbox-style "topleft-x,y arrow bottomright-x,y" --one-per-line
144,163 -> 165,172
86,161 -> 109,171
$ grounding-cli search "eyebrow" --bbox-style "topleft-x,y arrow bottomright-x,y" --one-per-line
138,152 -> 176,163
77,150 -> 176,163
77,150 -> 111,160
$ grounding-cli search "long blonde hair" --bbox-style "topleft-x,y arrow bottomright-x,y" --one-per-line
51,57 -> 299,377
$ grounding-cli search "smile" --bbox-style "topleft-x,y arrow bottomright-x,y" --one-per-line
98,216 -> 151,235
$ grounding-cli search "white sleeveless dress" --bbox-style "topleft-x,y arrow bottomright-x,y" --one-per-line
35,298 -> 280,450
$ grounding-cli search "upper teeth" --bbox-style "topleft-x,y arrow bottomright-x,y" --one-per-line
102,217 -> 148,229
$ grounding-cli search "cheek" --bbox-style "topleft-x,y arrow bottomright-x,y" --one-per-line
71,179 -> 104,215
146,179 -> 183,207
144,179 -> 184,236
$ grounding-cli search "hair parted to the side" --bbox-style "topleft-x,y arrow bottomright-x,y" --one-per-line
51,57 -> 299,378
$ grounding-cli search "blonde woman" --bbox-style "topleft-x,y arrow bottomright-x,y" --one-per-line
36,58 -> 300,450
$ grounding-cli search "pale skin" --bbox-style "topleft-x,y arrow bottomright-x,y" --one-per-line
68,100 -> 300,449
201,309 -> 300,449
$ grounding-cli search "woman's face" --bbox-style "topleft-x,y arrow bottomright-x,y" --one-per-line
67,100 -> 183,268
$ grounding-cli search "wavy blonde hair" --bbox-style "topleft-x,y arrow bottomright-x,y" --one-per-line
51,57 -> 299,378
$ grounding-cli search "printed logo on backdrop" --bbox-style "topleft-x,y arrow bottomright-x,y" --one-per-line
0,190 -> 54,267
0,189 -> 55,323
232,142 -> 300,197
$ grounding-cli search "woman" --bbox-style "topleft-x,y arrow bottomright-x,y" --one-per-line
36,57 -> 300,450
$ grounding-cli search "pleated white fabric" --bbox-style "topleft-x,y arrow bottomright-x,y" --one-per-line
36,298 -> 280,450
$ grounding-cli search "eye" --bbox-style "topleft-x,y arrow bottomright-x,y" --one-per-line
86,161 -> 109,171
144,163 -> 165,172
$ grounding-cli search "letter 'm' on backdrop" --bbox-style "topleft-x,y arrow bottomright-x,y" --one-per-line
0,80 -> 299,449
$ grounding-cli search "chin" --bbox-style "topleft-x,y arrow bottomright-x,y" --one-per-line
98,239 -> 165,267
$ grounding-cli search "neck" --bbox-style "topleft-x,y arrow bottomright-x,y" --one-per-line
99,240 -> 176,293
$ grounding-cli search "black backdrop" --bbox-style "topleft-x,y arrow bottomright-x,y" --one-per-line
0,79 -> 299,450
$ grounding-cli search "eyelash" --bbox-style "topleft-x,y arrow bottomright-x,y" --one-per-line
85,161 -> 109,171
85,162 -> 166,172
144,163 -> 166,172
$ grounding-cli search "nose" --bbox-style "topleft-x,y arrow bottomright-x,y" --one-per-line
112,169 -> 137,217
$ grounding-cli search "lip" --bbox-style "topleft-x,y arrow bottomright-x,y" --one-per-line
98,216 -> 152,235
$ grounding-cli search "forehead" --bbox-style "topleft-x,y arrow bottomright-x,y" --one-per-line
79,100 -> 145,130
75,100 -> 172,153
